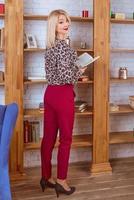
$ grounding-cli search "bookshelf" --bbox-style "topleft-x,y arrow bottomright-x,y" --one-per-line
5,0 -> 112,178
111,18 -> 134,24
24,14 -> 94,22
23,10 -> 94,157
0,81 -> 4,86
110,104 -> 134,114
110,131 -> 134,144
24,107 -> 93,119
110,77 -> 134,83
109,1 -> 134,157
24,134 -> 93,150
111,48 -> 134,53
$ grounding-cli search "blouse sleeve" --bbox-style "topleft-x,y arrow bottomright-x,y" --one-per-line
44,48 -> 56,81
56,43 -> 82,83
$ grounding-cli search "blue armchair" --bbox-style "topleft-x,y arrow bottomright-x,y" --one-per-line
0,103 -> 18,200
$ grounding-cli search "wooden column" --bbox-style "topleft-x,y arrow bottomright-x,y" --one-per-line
91,0 -> 112,174
5,0 -> 24,178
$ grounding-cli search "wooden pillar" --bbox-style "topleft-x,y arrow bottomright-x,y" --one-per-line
5,0 -> 24,178
91,0 -> 112,174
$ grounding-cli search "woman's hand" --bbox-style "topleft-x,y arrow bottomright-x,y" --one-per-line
80,66 -> 87,74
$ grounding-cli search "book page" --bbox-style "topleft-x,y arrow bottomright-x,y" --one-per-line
76,52 -> 100,68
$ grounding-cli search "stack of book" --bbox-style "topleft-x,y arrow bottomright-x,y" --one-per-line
75,100 -> 88,112
39,102 -> 44,112
24,120 -> 40,143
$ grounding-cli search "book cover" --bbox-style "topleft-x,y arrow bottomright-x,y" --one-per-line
76,52 -> 100,68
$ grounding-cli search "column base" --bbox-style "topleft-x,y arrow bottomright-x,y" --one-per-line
91,162 -> 112,176
10,171 -> 26,181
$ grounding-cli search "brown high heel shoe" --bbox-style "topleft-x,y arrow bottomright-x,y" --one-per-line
55,182 -> 75,198
40,178 -> 56,192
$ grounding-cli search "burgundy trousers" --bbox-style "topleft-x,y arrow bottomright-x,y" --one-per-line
41,84 -> 75,180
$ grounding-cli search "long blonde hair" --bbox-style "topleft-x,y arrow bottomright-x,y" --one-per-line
46,9 -> 71,49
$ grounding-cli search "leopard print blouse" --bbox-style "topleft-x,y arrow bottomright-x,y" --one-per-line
45,39 -> 82,85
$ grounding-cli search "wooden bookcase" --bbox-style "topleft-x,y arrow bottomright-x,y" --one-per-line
23,8 -> 94,166
5,0 -> 112,178
110,2 -> 134,147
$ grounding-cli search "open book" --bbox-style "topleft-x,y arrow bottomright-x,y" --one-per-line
76,52 -> 100,68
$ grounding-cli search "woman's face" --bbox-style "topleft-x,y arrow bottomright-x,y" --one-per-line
56,14 -> 70,38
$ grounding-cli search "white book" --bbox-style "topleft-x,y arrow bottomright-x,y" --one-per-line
28,76 -> 46,80
76,52 -> 100,68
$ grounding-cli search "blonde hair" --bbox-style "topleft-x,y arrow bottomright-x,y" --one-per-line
46,9 -> 71,49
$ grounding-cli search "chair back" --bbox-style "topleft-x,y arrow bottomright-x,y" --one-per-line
0,103 -> 18,200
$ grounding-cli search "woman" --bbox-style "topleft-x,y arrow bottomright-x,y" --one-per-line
40,9 -> 87,197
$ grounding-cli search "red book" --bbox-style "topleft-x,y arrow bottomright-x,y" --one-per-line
0,4 -> 5,14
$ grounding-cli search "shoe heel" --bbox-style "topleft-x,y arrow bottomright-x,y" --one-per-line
40,179 -> 46,192
41,186 -> 45,192
55,188 -> 59,198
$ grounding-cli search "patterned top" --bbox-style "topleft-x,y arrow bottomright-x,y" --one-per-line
45,39 -> 82,85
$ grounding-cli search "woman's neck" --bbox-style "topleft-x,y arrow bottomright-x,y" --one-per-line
57,34 -> 66,40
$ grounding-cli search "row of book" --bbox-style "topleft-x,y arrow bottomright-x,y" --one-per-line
24,120 -> 40,143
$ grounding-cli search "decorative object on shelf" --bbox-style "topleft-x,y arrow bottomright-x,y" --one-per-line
0,27 -> 4,48
110,11 -> 115,18
82,10 -> 89,18
39,102 -> 44,112
80,42 -> 86,49
115,13 -> 126,19
65,36 -> 70,46
23,33 -> 27,48
75,100 -> 88,112
109,103 -> 119,112
129,96 -> 134,109
119,67 -> 128,79
0,71 -> 4,82
26,34 -> 37,48
78,75 -> 89,82
0,3 -> 5,14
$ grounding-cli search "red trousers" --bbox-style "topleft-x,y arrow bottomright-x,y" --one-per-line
41,84 -> 75,180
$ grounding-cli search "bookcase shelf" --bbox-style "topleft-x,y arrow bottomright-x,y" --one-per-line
6,0 -> 112,176
0,81 -> 4,86
110,104 -> 134,114
77,80 -> 93,84
24,14 -> 94,22
111,18 -> 134,24
24,80 -> 47,85
0,14 -> 4,18
24,134 -> 92,150
24,48 -> 45,52
24,48 -> 93,53
111,48 -> 134,53
24,131 -> 134,150
24,107 -> 93,119
110,77 -> 134,83
110,131 -> 134,144
24,80 -> 93,85
76,48 -> 94,53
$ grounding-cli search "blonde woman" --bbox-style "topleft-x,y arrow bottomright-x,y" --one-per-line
40,9 -> 87,197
